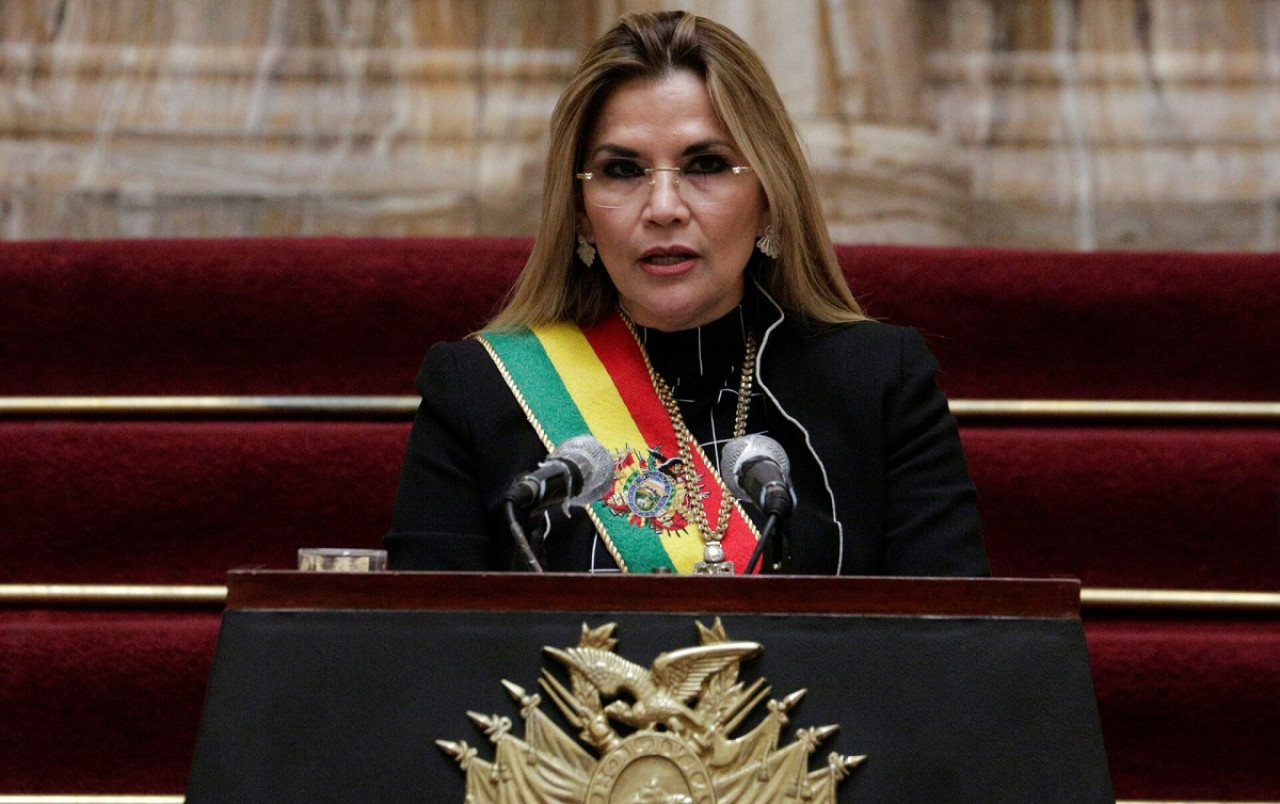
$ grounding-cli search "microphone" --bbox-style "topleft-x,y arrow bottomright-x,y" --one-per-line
721,434 -> 796,518
503,435 -> 614,514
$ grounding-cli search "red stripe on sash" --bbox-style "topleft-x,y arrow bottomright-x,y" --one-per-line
581,315 -> 758,573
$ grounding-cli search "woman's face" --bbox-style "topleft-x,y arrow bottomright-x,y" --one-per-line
577,70 -> 769,332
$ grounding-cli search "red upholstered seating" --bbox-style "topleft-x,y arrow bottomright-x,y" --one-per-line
0,610 -> 221,792
3,237 -> 1278,798
843,245 -> 1280,402
968,426 -> 1280,591
1087,616 -> 1280,799
4,421 -> 1277,591
0,237 -> 521,396
5,238 -> 1280,400
0,421 -> 404,585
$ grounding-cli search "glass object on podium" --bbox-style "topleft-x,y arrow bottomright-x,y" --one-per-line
297,547 -> 387,572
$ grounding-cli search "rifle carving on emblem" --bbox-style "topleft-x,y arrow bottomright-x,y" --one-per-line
437,619 -> 865,803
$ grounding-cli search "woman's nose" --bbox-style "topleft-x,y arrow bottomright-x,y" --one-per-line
644,170 -> 689,222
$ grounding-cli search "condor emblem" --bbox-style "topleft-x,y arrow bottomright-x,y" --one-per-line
437,619 -> 865,803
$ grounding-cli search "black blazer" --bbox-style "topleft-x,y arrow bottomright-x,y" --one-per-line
386,303 -> 987,577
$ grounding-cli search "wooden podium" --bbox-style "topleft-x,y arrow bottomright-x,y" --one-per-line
185,571 -> 1112,802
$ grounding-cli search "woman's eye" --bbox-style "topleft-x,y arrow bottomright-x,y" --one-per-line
684,154 -> 730,175
602,160 -> 648,179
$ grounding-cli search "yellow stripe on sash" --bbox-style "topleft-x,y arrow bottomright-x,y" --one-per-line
532,323 -> 707,573
533,324 -> 645,452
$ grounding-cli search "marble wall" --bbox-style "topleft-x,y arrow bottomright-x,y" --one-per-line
2,0 -> 1278,249
931,0 -> 1280,250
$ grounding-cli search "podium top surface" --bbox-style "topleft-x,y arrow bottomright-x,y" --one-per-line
225,571 -> 1080,619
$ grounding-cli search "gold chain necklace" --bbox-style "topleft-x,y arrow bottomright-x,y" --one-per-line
620,311 -> 757,573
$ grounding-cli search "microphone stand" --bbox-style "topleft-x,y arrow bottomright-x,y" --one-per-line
503,499 -> 544,572
745,513 -> 787,574
768,517 -> 791,573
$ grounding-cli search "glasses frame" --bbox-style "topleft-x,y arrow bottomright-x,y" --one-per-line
575,162 -> 753,209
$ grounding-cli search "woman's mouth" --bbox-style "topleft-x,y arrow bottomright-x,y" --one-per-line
640,248 -> 698,274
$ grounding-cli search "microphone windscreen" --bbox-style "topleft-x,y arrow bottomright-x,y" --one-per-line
552,435 -> 615,507
720,434 -> 790,500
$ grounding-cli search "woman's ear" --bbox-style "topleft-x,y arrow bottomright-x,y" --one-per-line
756,209 -> 772,239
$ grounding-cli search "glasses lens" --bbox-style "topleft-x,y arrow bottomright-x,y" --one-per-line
580,157 -> 749,209
680,154 -> 742,205
581,158 -> 646,209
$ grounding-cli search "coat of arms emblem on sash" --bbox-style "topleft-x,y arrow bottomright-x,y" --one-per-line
603,446 -> 697,533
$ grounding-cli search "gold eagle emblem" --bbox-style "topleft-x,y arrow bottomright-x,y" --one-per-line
545,640 -> 761,734
437,620 -> 865,803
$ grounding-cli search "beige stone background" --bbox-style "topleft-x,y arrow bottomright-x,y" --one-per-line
2,0 -> 1278,250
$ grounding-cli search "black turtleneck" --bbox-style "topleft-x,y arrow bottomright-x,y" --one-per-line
633,301 -> 769,475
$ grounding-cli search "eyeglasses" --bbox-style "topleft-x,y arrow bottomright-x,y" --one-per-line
576,154 -> 753,209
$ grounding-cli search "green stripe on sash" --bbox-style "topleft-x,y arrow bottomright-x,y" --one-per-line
480,329 -> 590,444
478,327 -> 677,573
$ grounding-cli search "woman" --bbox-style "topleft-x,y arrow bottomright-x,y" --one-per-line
386,11 -> 987,577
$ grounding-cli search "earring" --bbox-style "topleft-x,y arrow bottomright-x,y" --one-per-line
755,225 -> 780,259
576,235 -> 597,266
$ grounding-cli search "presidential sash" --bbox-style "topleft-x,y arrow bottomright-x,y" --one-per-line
477,313 -> 760,574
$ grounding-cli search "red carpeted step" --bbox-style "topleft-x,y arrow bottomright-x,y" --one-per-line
0,609 -> 221,793
5,239 -> 1280,400
1086,615 -> 1280,800
0,237 -> 522,396
962,425 -> 1280,590
842,245 -> 1280,401
0,420 -> 408,584
6,420 -> 1279,588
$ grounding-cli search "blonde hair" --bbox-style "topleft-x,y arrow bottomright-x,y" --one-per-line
488,10 -> 865,331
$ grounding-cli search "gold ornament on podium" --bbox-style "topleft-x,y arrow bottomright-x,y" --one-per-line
437,619 -> 865,803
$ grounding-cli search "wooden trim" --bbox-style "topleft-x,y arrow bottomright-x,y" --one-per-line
3,396 -> 1280,421
223,571 -> 1081,618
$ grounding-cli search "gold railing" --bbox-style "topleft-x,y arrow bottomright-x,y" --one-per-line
949,399 -> 1280,421
0,796 -> 1274,804
0,798 -> 186,804
5,583 -> 1280,613
0,584 -> 228,606
0,798 -> 187,804
2,396 -> 1280,420
0,395 -> 415,417
1081,588 -> 1280,611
